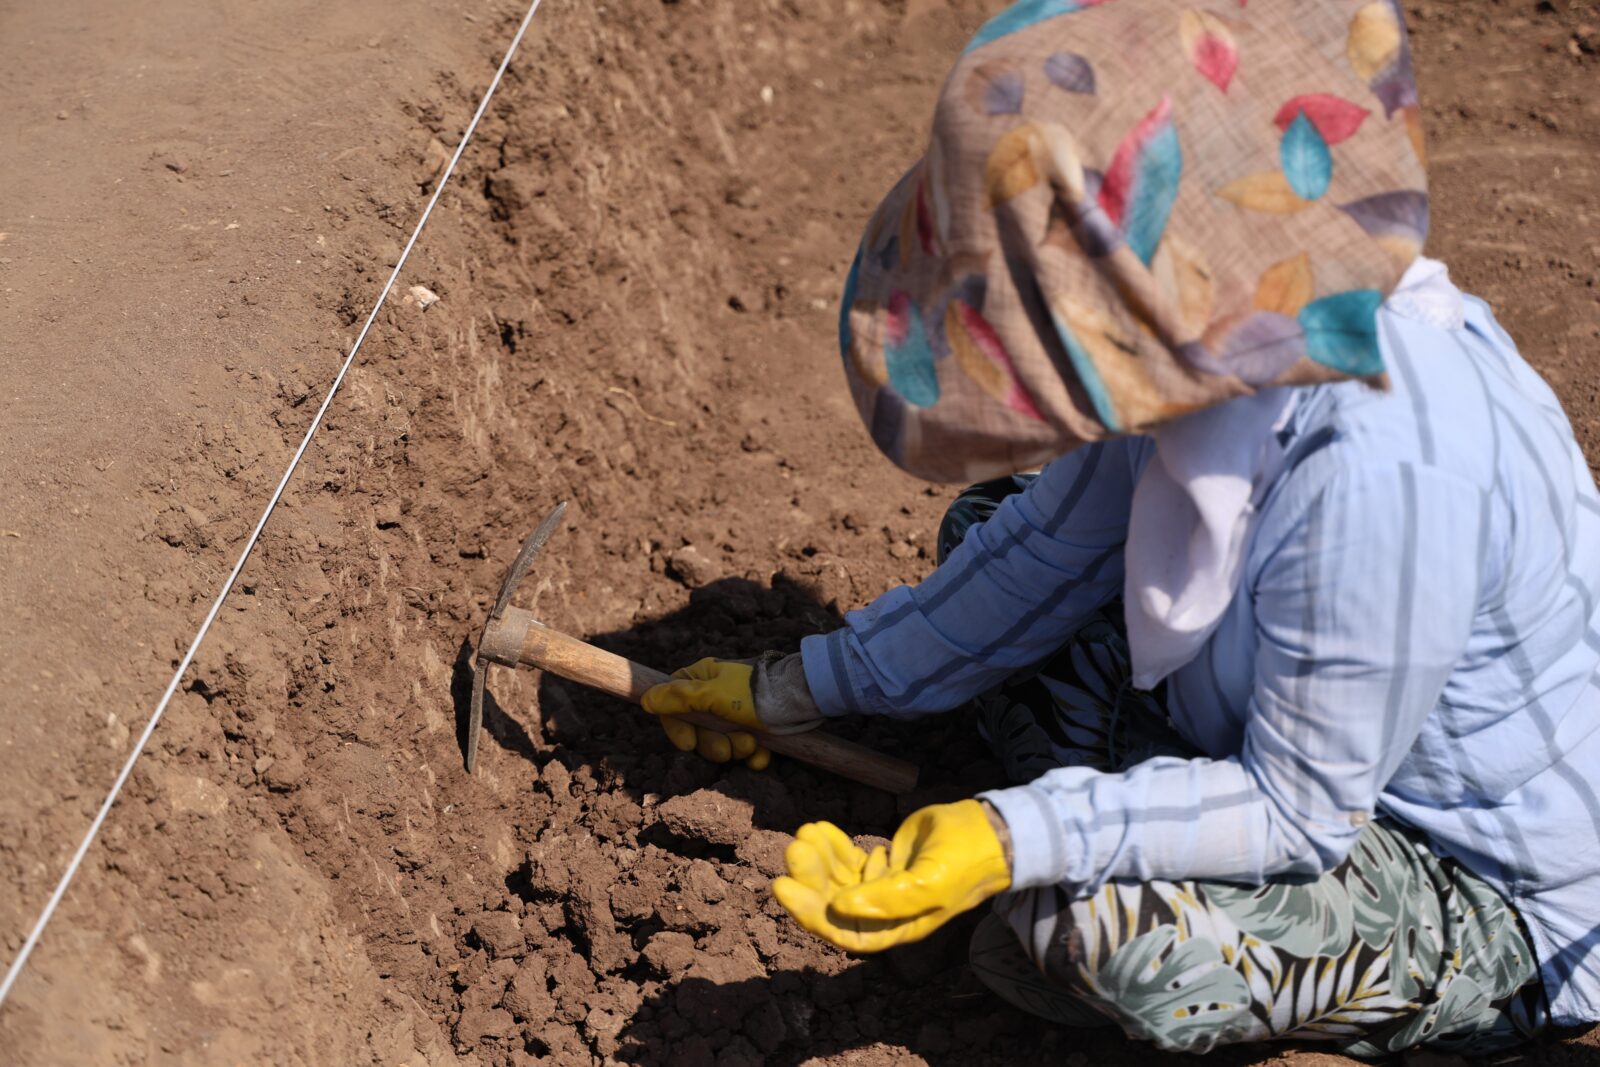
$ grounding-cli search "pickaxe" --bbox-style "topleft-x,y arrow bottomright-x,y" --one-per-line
469,503 -> 919,794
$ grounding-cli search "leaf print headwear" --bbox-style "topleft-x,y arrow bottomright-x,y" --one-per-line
839,0 -> 1427,483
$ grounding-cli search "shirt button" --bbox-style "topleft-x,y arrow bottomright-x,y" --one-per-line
1350,811 -> 1370,827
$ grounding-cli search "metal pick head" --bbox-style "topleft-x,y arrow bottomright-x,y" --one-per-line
468,501 -> 568,773
490,501 -> 568,624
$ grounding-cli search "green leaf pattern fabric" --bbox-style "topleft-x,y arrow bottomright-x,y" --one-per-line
1088,926 -> 1253,1053
1205,874 -> 1355,960
994,808 -> 1542,1057
975,604 -> 1546,1057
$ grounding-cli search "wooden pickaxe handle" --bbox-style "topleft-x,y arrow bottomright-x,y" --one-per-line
482,606 -> 919,795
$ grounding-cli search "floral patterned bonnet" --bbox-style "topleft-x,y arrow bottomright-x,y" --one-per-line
839,0 -> 1428,481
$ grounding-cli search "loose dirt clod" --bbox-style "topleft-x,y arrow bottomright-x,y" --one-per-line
657,789 -> 755,847
404,283 -> 440,310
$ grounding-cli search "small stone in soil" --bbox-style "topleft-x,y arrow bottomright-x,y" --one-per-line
472,910 -> 524,959
745,913 -> 781,957
666,544 -> 720,588
539,757 -> 572,797
657,788 -> 755,846
500,958 -> 553,1020
260,744 -> 305,792
455,1004 -> 515,1045
403,283 -> 440,310
735,828 -> 790,878
642,930 -> 697,978
584,1005 -> 625,1042
686,859 -> 727,904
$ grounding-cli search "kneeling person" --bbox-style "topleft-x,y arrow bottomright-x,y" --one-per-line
646,0 -> 1600,1056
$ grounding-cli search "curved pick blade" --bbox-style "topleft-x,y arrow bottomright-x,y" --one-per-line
492,501 -> 568,622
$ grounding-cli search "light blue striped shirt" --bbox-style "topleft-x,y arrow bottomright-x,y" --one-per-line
801,296 -> 1600,1024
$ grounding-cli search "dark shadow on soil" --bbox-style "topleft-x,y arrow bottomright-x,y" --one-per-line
612,956 -> 1347,1067
607,912 -> 1059,1067
617,961 -> 1593,1067
466,573 -> 1016,837
452,634 -> 541,771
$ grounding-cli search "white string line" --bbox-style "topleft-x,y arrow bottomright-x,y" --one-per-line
0,0 -> 545,1009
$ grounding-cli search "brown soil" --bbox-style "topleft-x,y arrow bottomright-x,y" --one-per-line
2,0 -> 1598,1064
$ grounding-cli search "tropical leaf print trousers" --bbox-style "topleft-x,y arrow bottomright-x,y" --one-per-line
939,477 -> 1548,1058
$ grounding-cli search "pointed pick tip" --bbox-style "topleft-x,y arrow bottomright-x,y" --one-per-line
543,500 -> 570,529
466,662 -> 486,774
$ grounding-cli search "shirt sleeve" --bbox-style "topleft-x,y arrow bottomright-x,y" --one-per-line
800,438 -> 1152,719
982,458 -> 1488,891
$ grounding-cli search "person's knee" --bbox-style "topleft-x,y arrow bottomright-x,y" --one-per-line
985,887 -> 1258,1053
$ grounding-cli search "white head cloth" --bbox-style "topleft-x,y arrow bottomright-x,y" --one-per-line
1123,257 -> 1465,690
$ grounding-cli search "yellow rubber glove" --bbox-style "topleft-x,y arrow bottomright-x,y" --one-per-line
640,658 -> 771,770
771,800 -> 1011,953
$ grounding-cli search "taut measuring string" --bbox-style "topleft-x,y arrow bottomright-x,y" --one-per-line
0,0 -> 547,1008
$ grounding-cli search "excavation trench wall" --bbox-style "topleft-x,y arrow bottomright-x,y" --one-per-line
190,3 -> 1021,1062
3,2 -> 1011,1062
214,3 -> 1001,1060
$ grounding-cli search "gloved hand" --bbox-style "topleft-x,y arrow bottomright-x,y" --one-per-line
642,658 -> 772,769
772,799 -> 1012,953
